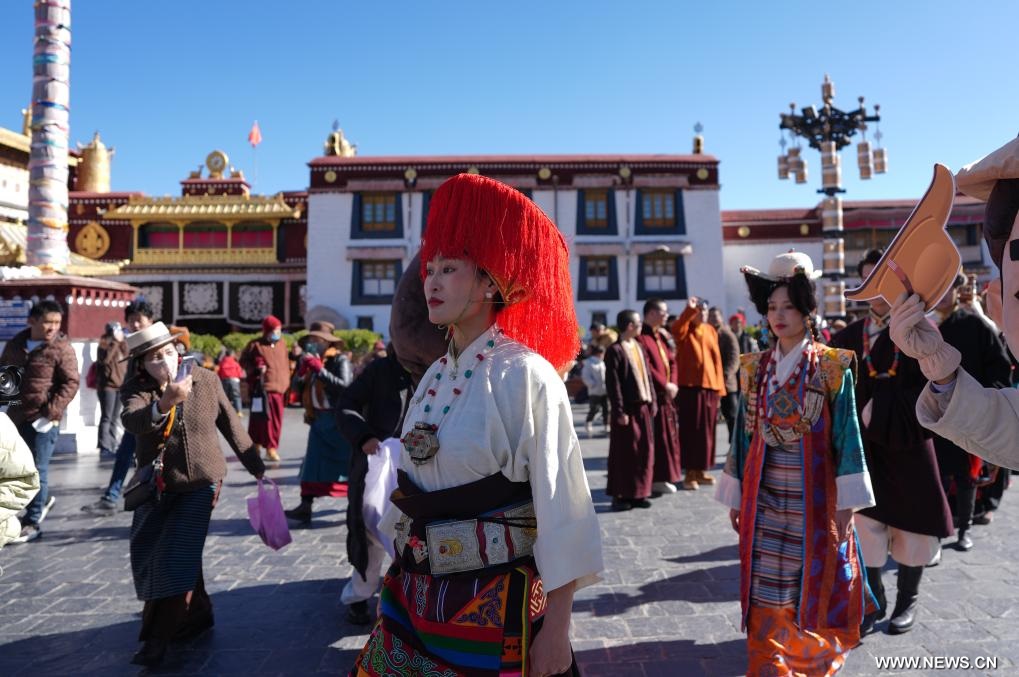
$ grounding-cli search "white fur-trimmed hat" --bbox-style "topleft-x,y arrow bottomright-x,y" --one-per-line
741,250 -> 822,282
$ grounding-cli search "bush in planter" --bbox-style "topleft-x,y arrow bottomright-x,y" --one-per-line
188,333 -> 224,360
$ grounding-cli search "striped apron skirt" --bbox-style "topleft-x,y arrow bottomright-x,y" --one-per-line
130,485 -> 215,601
748,443 -> 854,675
352,472 -> 579,677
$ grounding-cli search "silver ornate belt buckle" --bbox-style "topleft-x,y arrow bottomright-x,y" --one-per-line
425,502 -> 537,575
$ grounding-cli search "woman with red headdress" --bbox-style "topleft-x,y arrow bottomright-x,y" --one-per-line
352,174 -> 603,677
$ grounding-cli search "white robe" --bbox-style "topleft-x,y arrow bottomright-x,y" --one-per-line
384,324 -> 604,593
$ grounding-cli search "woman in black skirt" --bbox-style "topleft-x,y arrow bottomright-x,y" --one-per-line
120,322 -> 265,667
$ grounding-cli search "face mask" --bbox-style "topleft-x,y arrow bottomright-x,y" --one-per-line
268,331 -> 282,343
145,354 -> 179,384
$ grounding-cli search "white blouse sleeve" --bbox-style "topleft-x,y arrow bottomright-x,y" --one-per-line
511,359 -> 604,592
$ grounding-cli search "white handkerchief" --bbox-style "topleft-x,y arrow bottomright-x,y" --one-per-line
32,418 -> 54,433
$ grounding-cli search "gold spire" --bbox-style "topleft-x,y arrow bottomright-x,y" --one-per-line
324,125 -> 356,157
76,131 -> 115,192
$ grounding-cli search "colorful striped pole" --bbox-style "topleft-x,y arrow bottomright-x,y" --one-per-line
26,0 -> 71,272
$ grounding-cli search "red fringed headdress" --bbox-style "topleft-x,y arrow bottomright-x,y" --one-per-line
420,174 -> 580,372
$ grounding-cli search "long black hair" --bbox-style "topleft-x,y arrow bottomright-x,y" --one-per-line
743,270 -> 819,341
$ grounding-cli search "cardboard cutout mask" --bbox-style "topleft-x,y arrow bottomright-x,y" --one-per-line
957,137 -> 1019,358
845,164 -> 961,312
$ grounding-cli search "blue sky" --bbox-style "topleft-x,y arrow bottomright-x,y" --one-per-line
1,1 -> 1016,210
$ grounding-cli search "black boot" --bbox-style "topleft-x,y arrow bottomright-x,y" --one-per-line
130,638 -> 168,667
955,481 -> 976,551
284,497 -> 313,524
888,565 -> 923,635
860,567 -> 887,635
347,600 -> 372,626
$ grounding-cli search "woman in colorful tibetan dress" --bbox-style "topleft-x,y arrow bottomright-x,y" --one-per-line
284,320 -> 354,524
119,322 -> 265,667
352,174 -> 604,677
715,252 -> 877,676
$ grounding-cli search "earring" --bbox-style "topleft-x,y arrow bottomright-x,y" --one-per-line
484,291 -> 494,299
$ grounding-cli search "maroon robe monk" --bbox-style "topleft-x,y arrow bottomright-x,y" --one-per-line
605,312 -> 657,510
637,322 -> 682,487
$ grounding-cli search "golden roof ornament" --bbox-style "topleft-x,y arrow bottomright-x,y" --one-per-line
324,120 -> 356,157
693,122 -> 705,155
205,150 -> 229,178
77,131 -> 115,192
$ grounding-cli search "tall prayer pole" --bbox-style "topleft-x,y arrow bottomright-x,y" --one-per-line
26,0 -> 72,271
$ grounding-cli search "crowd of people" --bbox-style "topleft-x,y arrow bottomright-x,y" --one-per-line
2,163 -> 1019,674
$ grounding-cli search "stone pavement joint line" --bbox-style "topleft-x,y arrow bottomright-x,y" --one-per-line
1,407 -> 1017,675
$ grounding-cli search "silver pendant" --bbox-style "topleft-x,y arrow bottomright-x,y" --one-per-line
402,422 -> 440,465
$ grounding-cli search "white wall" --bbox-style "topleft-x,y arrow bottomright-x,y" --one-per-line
0,162 -> 29,221
307,191 -> 426,336
307,192 -> 356,326
307,184 -> 726,335
680,189 -> 725,310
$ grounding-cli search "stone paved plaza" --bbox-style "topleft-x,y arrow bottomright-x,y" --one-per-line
2,406 -> 1019,675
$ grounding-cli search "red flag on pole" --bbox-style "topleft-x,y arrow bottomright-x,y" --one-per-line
248,120 -> 262,148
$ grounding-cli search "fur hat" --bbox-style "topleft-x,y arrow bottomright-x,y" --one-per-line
741,251 -> 819,317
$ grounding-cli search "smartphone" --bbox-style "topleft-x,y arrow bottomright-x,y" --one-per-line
175,355 -> 196,383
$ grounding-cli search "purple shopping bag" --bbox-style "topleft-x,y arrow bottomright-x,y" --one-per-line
247,477 -> 292,551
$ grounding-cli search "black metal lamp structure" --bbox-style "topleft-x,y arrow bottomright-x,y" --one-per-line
776,74 -> 888,318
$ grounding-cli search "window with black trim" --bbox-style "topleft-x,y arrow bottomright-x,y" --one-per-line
351,193 -> 404,239
576,189 -> 617,235
947,223 -> 979,247
352,259 -> 402,305
357,316 -> 374,331
635,189 -> 686,235
578,256 -> 619,301
637,253 -> 686,300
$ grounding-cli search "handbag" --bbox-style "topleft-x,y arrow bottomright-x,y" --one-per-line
123,458 -> 161,511
85,362 -> 98,389
247,477 -> 292,550
123,403 -> 176,511
250,380 -> 266,415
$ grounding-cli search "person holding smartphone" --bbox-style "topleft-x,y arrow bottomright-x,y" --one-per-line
119,322 -> 265,667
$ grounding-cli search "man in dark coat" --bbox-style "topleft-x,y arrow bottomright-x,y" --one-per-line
831,250 -> 954,636
605,310 -> 657,511
335,346 -> 413,625
1,300 -> 79,543
636,299 -> 681,494
710,307 -> 741,441
932,275 -> 1011,551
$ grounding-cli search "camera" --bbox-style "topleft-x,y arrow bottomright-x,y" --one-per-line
0,365 -> 22,406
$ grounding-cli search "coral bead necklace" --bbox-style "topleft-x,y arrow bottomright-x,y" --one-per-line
402,326 -> 502,465
861,317 -> 899,379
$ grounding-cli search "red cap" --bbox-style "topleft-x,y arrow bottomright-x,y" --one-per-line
421,174 -> 579,372
262,315 -> 282,332
729,313 -> 745,324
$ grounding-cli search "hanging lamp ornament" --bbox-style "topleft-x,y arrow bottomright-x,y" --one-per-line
873,107 -> 888,174
778,135 -> 790,179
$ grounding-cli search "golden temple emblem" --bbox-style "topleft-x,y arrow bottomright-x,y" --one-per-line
75,221 -> 111,259
206,150 -> 229,178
